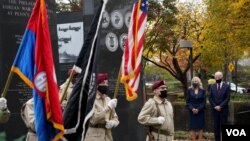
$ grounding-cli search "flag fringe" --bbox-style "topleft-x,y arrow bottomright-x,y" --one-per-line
124,83 -> 138,101
11,67 -> 34,88
120,72 -> 135,83
52,123 -> 64,141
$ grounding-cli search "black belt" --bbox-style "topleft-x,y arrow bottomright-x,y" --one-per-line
89,123 -> 106,129
151,127 -> 169,135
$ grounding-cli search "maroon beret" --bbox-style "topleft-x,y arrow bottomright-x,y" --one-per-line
152,80 -> 165,91
98,73 -> 108,84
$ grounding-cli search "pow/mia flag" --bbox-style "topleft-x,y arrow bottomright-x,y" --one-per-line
63,0 -> 107,140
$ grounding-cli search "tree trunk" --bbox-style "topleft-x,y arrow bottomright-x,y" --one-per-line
179,72 -> 188,99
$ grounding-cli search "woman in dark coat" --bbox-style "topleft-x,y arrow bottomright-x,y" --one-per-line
186,76 -> 206,141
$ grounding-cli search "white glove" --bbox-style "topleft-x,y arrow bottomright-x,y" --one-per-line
107,99 -> 117,109
0,97 -> 7,110
105,120 -> 114,129
157,116 -> 165,125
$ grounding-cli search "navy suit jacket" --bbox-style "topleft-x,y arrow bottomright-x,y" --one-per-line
209,82 -> 230,109
186,88 -> 206,112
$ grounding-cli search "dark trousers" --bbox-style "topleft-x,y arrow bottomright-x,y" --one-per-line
212,109 -> 228,141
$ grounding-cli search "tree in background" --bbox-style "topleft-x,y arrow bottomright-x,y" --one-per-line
143,0 -> 205,97
201,0 -> 250,82
144,63 -> 175,82
56,0 -> 83,12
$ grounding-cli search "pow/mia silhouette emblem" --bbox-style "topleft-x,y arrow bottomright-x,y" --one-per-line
119,33 -> 127,51
111,10 -> 124,29
102,10 -> 110,28
125,11 -> 131,28
105,32 -> 118,52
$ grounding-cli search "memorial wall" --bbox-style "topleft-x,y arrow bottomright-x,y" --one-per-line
56,11 -> 84,84
84,0 -> 146,140
0,0 -> 146,140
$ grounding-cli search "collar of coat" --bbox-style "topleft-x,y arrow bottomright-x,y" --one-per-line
96,92 -> 107,99
153,95 -> 167,104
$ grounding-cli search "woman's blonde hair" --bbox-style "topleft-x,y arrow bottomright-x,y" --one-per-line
191,76 -> 203,89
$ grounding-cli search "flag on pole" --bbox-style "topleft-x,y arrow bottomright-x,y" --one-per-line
120,0 -> 148,101
11,0 -> 64,140
63,0 -> 107,140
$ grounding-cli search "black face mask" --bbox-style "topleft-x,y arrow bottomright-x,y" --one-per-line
98,85 -> 108,94
192,83 -> 199,88
216,79 -> 222,83
159,90 -> 168,99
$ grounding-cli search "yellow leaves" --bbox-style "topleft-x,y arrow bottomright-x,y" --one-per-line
230,0 -> 248,10
201,0 -> 250,72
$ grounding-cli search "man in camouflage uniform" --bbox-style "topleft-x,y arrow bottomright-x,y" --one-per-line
84,73 -> 119,141
138,80 -> 174,141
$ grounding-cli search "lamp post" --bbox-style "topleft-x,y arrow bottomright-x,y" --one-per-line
180,40 -> 193,79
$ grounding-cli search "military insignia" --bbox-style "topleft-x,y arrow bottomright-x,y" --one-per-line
125,11 -> 131,28
105,32 -> 118,52
34,71 -> 47,93
119,33 -> 127,51
111,10 -> 124,29
102,10 -> 110,29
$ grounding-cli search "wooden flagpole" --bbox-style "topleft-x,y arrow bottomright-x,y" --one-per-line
1,71 -> 14,98
59,70 -> 75,103
112,66 -> 121,99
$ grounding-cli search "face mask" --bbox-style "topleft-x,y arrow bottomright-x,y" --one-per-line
159,90 -> 168,99
98,85 -> 108,94
216,79 -> 222,83
192,83 -> 199,88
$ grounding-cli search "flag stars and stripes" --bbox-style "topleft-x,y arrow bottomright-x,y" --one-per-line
120,0 -> 148,101
141,0 -> 148,12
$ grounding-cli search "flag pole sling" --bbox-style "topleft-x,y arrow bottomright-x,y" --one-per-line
59,70 -> 74,103
1,71 -> 14,98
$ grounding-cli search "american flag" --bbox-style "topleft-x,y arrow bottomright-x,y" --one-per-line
120,0 -> 148,101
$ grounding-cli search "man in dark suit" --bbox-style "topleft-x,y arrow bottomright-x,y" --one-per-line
208,71 -> 230,141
